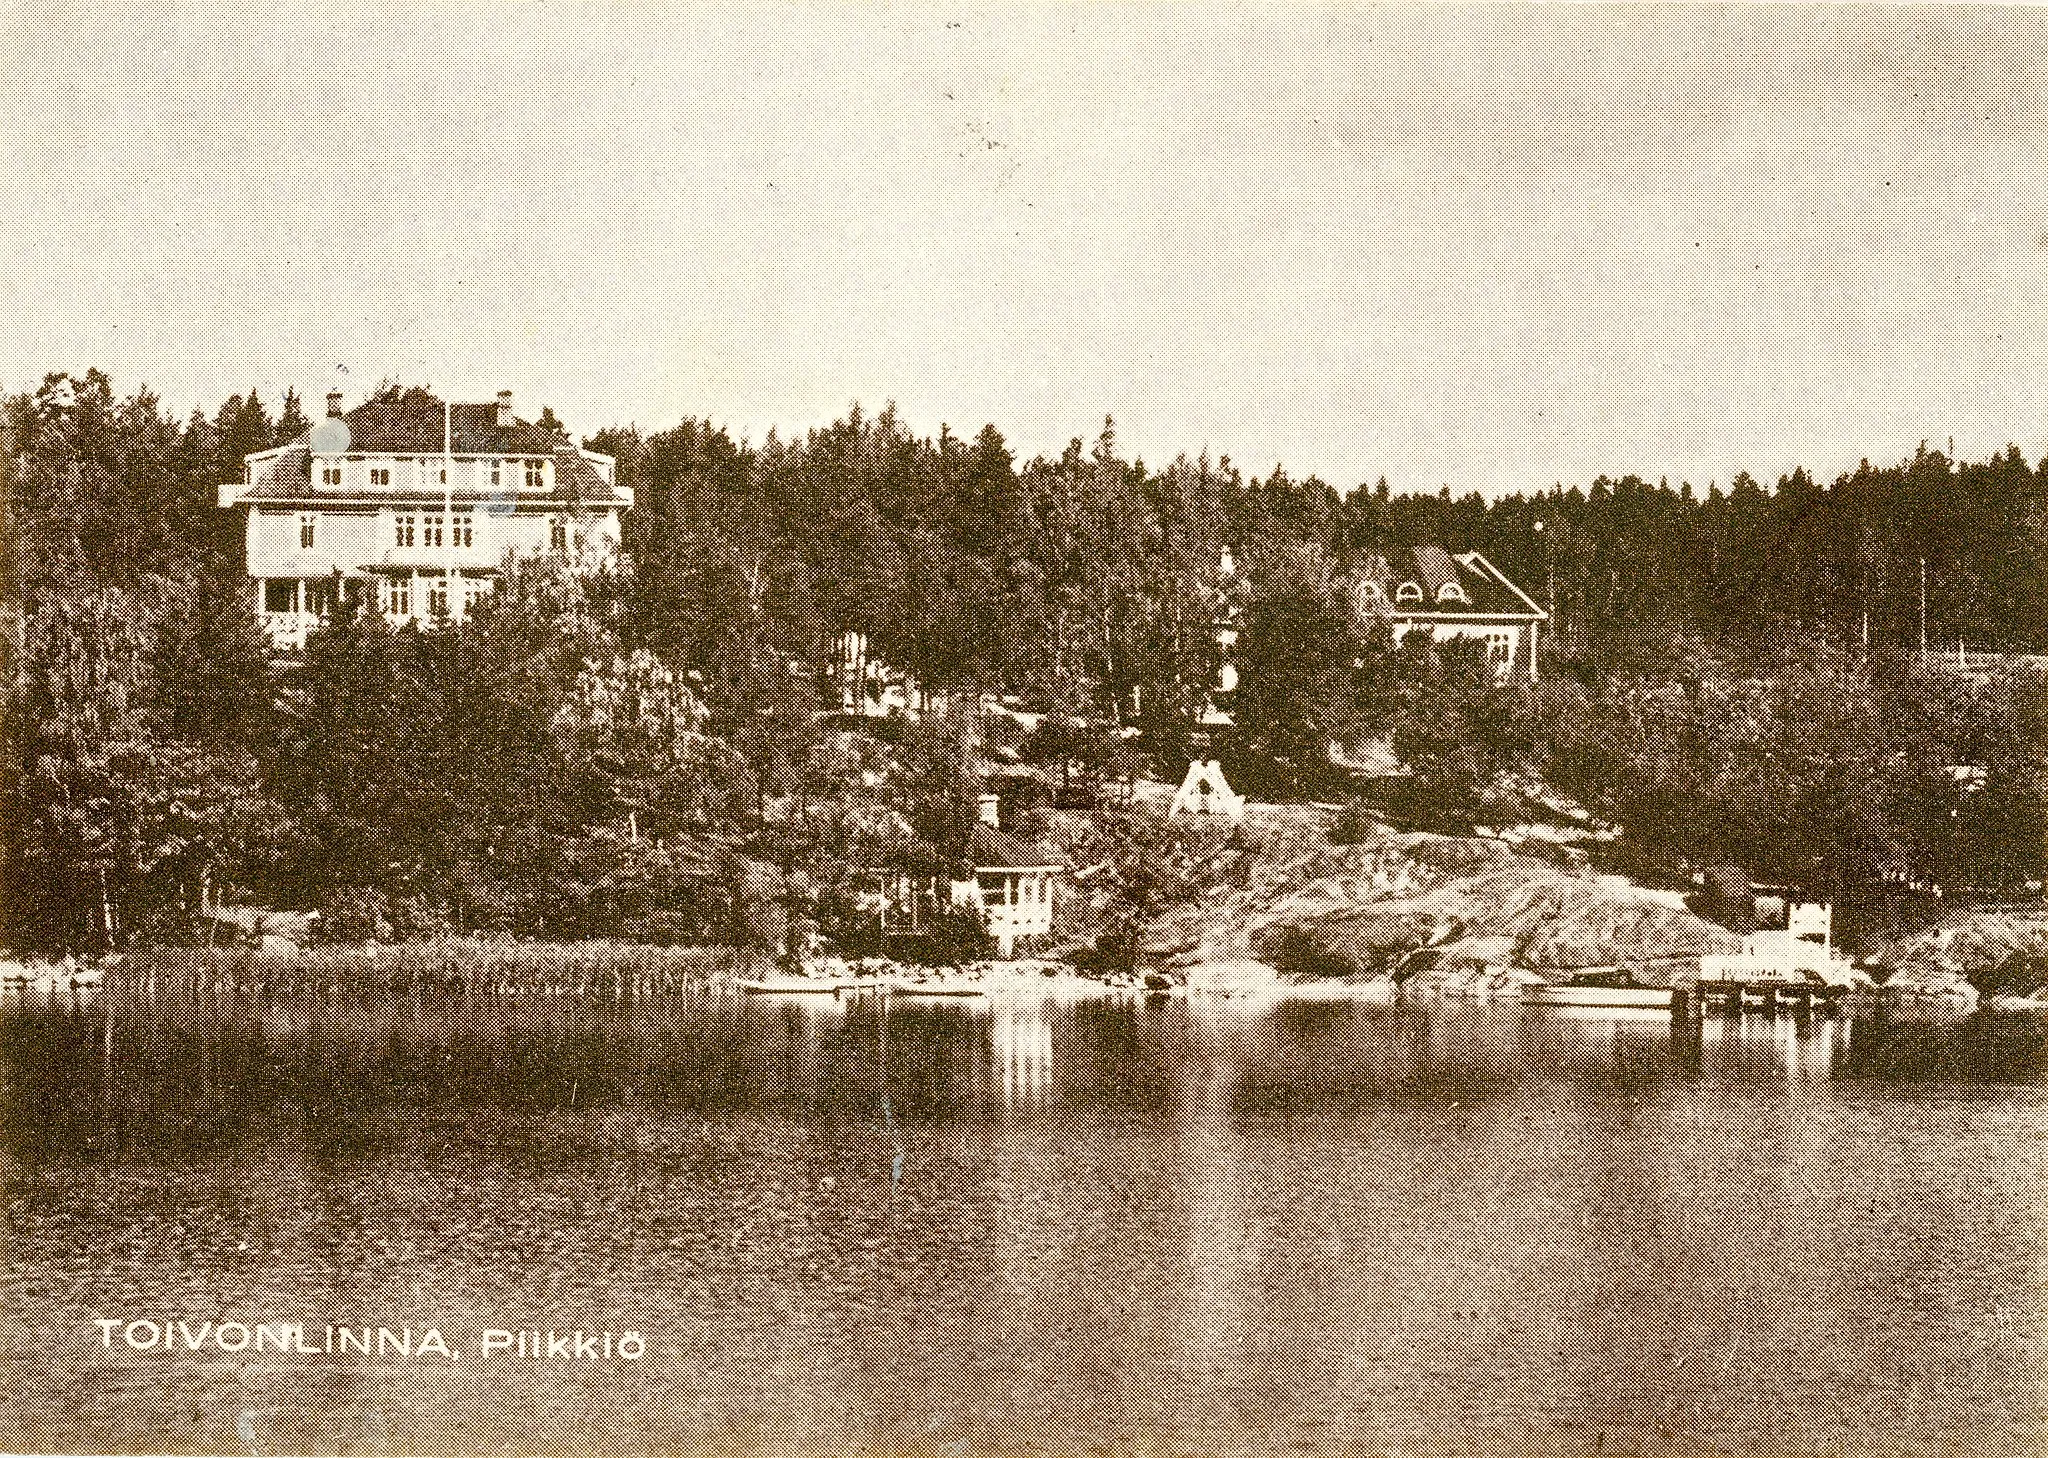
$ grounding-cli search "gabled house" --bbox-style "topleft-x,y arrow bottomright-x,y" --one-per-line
962,814 -> 1064,958
1200,542 -> 1549,724
861,794 -> 1065,959
1346,545 -> 1548,681
218,386 -> 631,651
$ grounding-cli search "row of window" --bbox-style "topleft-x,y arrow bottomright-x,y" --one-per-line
391,514 -> 476,549
1361,579 -> 1469,605
260,575 -> 492,618
288,514 -> 571,552
311,459 -> 548,490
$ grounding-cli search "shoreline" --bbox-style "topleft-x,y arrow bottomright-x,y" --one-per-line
0,940 -> 2001,1016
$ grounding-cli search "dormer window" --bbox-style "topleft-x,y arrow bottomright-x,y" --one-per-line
1395,581 -> 1424,604
1359,581 -> 1388,603
1436,581 -> 1468,604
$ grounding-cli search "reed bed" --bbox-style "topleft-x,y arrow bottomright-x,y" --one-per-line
118,937 -> 767,998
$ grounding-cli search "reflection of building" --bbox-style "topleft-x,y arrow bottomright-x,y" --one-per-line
991,1000 -> 1055,1106
1694,1012 -> 1847,1085
219,387 -> 629,652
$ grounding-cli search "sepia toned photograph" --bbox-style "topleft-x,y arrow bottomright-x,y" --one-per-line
2,3 -> 2045,1455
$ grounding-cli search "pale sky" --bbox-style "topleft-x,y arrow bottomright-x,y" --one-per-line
5,2 -> 2045,496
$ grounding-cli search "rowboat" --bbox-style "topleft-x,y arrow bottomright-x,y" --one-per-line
737,977 -> 844,995
887,977 -> 988,998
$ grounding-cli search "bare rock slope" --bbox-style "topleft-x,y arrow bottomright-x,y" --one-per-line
1062,803 -> 1741,993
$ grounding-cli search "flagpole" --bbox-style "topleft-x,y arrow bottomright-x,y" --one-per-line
444,399 -> 455,616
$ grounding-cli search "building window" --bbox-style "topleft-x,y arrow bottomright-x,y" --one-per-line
1436,581 -> 1468,604
298,514 -> 317,549
1359,581 -> 1387,603
263,579 -> 296,614
304,579 -> 333,615
423,515 -> 444,548
428,577 -> 450,616
1484,629 -> 1516,664
369,467 -> 392,487
452,513 -> 474,548
524,459 -> 546,491
549,516 -> 568,552
320,464 -> 342,487
490,459 -> 503,488
384,576 -> 412,617
394,514 -> 415,547
1395,581 -> 1424,603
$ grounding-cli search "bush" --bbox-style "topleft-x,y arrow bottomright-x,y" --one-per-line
314,887 -> 456,944
1262,925 -> 1359,981
1329,797 -> 1381,845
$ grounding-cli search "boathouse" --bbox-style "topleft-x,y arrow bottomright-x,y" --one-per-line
957,804 -> 1064,959
863,794 -> 1064,958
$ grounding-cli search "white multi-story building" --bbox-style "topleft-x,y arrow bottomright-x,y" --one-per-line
218,386 -> 631,650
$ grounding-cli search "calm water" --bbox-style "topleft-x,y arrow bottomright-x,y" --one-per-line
2,981 -> 2044,1458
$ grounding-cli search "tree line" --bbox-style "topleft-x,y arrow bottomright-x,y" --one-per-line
3,370 -> 2041,952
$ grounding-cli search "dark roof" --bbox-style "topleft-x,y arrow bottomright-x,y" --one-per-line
971,823 -> 1063,871
323,388 -> 561,455
249,446 -> 311,496
1412,545 -> 1461,596
1348,545 -> 1546,620
236,390 -> 624,507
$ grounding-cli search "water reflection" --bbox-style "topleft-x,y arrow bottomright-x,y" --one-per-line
3,981 -> 2046,1456
991,999 -> 1053,1108
9,986 -> 2047,1168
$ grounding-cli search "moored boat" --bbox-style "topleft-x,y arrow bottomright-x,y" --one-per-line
738,976 -> 844,995
887,976 -> 988,997
1525,980 -> 1674,1010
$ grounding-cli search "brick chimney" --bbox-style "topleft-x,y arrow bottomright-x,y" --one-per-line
497,390 -> 514,427
326,390 -> 343,418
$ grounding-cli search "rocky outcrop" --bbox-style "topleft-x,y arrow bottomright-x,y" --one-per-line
1075,803 -> 1744,995
1868,908 -> 2048,1002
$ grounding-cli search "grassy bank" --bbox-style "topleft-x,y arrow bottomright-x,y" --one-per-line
119,938 -> 767,997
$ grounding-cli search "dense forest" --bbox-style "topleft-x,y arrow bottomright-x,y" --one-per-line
3,369 -> 2042,953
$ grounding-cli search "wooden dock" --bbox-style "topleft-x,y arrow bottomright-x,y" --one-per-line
1686,977 -> 1849,1013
